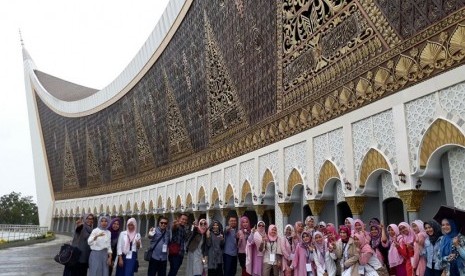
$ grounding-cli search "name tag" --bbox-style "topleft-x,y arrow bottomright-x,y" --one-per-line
162,244 -> 167,253
289,253 -> 295,260
358,265 -> 365,275
126,251 -> 132,259
269,253 -> 276,263
306,263 -> 312,272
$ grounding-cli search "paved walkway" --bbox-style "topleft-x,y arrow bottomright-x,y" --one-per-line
0,234 -> 242,276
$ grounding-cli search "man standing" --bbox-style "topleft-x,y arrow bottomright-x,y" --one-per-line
147,216 -> 170,276
223,216 -> 238,276
167,213 -> 189,276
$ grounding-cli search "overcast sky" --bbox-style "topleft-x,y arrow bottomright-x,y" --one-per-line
0,0 -> 170,201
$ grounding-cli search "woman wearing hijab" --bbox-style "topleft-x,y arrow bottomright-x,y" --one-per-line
290,231 -> 315,275
108,217 -> 121,276
411,220 -> 427,276
305,216 -> 316,234
246,221 -> 266,276
64,213 -> 94,276
381,224 -> 406,276
263,224 -> 283,276
295,221 -> 305,243
354,232 -> 386,276
354,219 -> 371,243
88,215 -> 112,276
206,220 -> 225,276
423,220 -> 443,276
398,222 -> 415,276
313,230 -> 337,276
281,224 -> 298,276
345,218 -> 355,236
116,218 -> 142,276
369,221 -> 389,269
237,216 -> 251,276
438,218 -> 465,276
338,226 -> 359,276
186,218 -> 208,276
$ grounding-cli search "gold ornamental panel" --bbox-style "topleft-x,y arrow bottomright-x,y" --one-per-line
262,169 -> 275,194
318,160 -> 339,194
345,196 -> 367,215
419,119 -> 465,169
211,188 -> 219,205
359,149 -> 390,188
397,190 -> 427,212
278,202 -> 294,217
241,180 -> 252,203
287,168 -> 304,196
307,199 -> 327,216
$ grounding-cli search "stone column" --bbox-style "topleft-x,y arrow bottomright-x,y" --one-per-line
254,205 -> 266,222
221,209 -> 230,226
278,202 -> 294,230
236,207 -> 247,217
397,190 -> 427,223
207,210 -> 215,225
307,199 -> 327,223
345,196 -> 367,219
193,211 -> 201,223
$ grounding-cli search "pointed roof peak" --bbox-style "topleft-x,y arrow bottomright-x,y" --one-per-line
19,29 -> 33,62
19,29 -> 24,47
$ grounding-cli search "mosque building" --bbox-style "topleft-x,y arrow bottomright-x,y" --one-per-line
23,0 -> 465,235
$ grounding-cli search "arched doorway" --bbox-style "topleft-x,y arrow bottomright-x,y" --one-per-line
262,182 -> 275,226
383,198 -> 404,225
337,202 -> 352,226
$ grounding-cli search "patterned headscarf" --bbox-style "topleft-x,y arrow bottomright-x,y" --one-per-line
370,224 -> 382,249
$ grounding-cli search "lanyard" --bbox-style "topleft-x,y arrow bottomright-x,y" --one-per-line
269,241 -> 275,253
306,248 -> 312,263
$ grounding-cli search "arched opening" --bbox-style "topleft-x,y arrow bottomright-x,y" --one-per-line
383,198 -> 404,226
262,182 -> 276,226
337,202 -> 352,226
289,184 -> 304,225
303,205 -> 312,221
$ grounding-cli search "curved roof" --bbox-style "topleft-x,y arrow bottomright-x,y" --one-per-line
34,70 -> 98,102
24,0 -> 190,117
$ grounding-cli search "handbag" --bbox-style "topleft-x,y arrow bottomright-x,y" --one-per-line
168,242 -> 181,256
54,243 -> 81,266
144,230 -> 166,261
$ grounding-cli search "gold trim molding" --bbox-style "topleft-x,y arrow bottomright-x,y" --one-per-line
262,169 -> 275,194
419,119 -> 465,169
345,196 -> 367,215
307,199 -> 327,216
397,190 -> 427,212
278,202 -> 294,217
318,161 -> 339,194
287,169 -> 303,196
359,149 -> 390,187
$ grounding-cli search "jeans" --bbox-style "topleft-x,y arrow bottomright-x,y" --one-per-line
167,254 -> 183,276
223,254 -> 238,276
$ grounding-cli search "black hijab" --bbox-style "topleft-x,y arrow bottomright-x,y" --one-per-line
424,220 -> 442,245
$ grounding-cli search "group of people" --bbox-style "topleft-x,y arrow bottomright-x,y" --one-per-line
243,216 -> 465,276
61,212 -> 465,276
63,213 -> 142,276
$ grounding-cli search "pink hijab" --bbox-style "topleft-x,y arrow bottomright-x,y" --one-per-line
354,232 -> 373,254
387,224 -> 404,267
198,219 -> 208,235
240,216 -> 251,232
399,222 -> 415,244
268,225 -> 278,242
412,220 -> 428,241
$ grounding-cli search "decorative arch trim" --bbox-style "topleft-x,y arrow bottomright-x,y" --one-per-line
261,169 -> 275,194
359,149 -> 390,187
166,197 -> 172,210
149,200 -> 154,211
419,119 -> 465,168
211,188 -> 219,204
186,193 -> 193,207
224,184 -> 234,202
176,195 -> 182,209
241,180 -> 252,202
318,160 -> 339,193
198,186 -> 206,203
157,196 -> 163,209
287,168 -> 304,195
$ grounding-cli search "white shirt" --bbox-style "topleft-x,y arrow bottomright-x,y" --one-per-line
117,231 -> 142,256
87,228 -> 112,253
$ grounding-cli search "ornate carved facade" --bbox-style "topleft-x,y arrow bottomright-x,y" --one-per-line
25,0 -> 465,230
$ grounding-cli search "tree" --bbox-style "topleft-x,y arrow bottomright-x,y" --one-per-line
0,192 -> 39,225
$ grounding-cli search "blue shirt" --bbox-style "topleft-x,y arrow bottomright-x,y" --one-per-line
151,228 -> 170,261
223,227 -> 238,256
424,237 -> 441,270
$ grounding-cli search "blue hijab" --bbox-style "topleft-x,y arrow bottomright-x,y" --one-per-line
97,215 -> 110,230
440,218 -> 459,257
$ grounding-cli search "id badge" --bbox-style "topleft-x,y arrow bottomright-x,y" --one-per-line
126,251 -> 132,259
162,244 -> 167,253
269,253 -> 276,263
358,265 -> 365,275
306,263 -> 312,272
289,253 -> 295,260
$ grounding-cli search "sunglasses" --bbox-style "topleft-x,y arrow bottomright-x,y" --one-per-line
160,221 -> 168,225
200,222 -> 207,226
